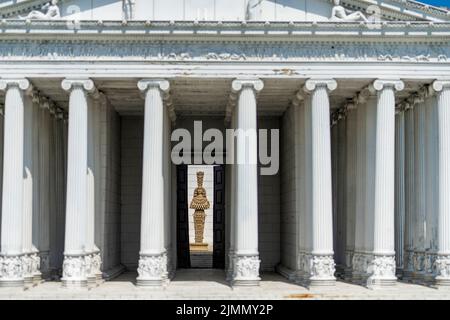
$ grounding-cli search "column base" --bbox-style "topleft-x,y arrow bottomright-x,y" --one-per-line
366,255 -> 397,289
30,252 -> 42,284
21,253 -> 35,286
434,255 -> 450,288
299,253 -> 336,288
61,254 -> 88,288
136,252 -> 168,287
352,253 -> 397,288
85,251 -> 102,285
231,254 -> 261,287
0,255 -> 24,288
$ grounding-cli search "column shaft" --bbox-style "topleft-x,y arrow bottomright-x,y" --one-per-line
304,79 -> 337,287
403,105 -> 415,279
136,80 -> 170,286
433,81 -> 450,286
367,79 -> 404,288
231,79 -> 263,286
61,79 -> 96,287
414,95 -> 426,278
395,110 -> 405,276
0,79 -> 30,287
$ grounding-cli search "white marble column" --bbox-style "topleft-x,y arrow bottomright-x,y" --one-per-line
136,79 -> 170,286
403,102 -> 415,280
413,93 -> 426,280
61,79 -> 97,288
86,94 -> 102,284
231,78 -> 263,286
36,101 -> 51,278
432,80 -> 450,287
344,103 -> 357,280
30,94 -> 42,283
226,108 -> 237,281
0,79 -> 30,287
367,79 -> 404,288
303,79 -> 337,287
22,90 -> 40,285
395,106 -> 405,277
352,92 -> 368,283
423,86 -> 439,282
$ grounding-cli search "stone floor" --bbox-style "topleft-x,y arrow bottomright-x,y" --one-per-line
1,269 -> 450,300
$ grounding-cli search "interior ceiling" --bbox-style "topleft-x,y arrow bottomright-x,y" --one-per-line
0,78 -> 428,117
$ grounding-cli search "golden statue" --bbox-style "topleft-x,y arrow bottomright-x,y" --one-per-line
189,171 -> 210,252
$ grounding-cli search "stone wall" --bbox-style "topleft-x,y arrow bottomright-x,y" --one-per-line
258,116 -> 281,271
120,116 -> 143,270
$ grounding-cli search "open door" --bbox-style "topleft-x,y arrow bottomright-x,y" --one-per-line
176,165 -> 190,268
213,165 -> 225,269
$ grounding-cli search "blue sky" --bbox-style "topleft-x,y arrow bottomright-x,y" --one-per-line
419,0 -> 449,7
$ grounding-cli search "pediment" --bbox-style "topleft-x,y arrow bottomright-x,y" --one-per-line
1,0 -> 448,22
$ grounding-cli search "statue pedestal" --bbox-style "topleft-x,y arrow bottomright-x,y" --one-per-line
190,243 -> 209,252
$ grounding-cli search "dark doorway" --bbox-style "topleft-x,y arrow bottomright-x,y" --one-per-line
176,165 -> 226,269
176,165 -> 191,268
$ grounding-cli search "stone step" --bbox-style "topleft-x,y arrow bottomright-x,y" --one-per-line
190,252 -> 213,268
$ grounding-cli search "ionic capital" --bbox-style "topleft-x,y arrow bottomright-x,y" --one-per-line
231,78 -> 264,93
432,80 -> 450,92
303,79 -> 337,93
371,79 -> 404,92
61,78 -> 97,94
137,79 -> 170,93
0,78 -> 32,93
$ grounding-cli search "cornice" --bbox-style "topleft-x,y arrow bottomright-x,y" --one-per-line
1,20 -> 450,43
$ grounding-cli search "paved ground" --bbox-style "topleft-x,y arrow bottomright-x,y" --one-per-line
1,269 -> 450,300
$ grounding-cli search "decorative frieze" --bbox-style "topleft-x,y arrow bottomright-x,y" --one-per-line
0,40 -> 448,64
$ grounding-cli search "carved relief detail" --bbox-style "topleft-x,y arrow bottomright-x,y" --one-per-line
137,253 -> 168,280
0,256 -> 23,281
233,255 -> 260,280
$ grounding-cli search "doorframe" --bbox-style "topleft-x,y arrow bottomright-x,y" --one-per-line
175,164 -> 226,269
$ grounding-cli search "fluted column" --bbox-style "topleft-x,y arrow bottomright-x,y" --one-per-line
22,90 -> 41,285
136,79 -> 170,286
61,79 -> 96,288
432,80 -> 450,287
0,79 -> 31,287
413,93 -> 426,280
344,103 -> 357,280
37,101 -> 51,278
231,78 -> 263,286
403,102 -> 415,280
423,86 -> 439,282
303,79 -> 337,286
395,106 -> 406,277
85,93 -> 102,284
352,92 -> 368,283
368,79 -> 404,288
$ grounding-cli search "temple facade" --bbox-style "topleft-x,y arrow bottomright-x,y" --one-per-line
0,0 -> 450,290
